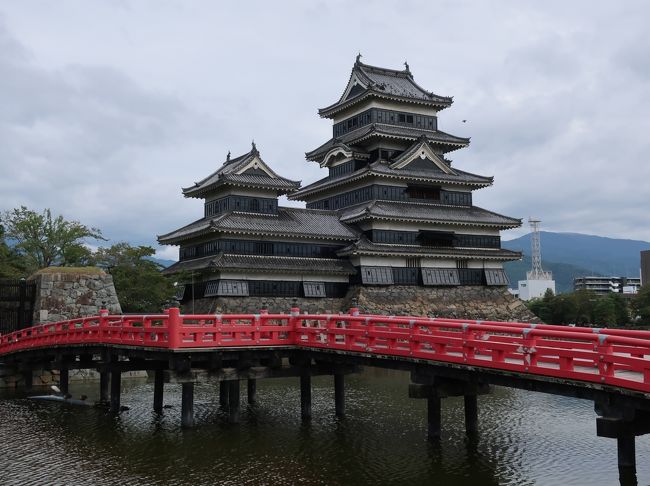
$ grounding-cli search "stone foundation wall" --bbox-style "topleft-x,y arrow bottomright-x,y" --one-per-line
186,285 -> 538,322
0,268 -> 130,389
29,268 -> 122,324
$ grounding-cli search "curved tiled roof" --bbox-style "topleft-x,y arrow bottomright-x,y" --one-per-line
158,207 -> 359,245
182,145 -> 300,198
162,253 -> 355,276
337,236 -> 522,261
319,59 -> 453,118
306,123 -> 469,162
290,161 -> 492,201
338,200 -> 522,228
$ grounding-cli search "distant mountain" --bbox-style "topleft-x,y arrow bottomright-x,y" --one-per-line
502,232 -> 650,293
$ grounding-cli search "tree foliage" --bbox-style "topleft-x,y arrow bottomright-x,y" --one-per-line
0,224 -> 29,278
1,206 -> 104,271
632,285 -> 650,324
527,289 -> 630,326
92,243 -> 175,313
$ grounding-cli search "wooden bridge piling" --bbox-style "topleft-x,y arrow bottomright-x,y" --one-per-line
219,380 -> 229,409
334,373 -> 345,417
110,368 -> 121,413
99,371 -> 109,403
464,394 -> 479,436
181,382 -> 194,428
59,367 -> 69,395
247,378 -> 257,405
228,380 -> 240,423
300,369 -> 312,421
153,369 -> 164,413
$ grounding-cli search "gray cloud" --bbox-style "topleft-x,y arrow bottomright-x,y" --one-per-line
0,1 -> 649,262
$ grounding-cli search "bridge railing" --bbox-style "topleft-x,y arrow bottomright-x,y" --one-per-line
1,307 -> 650,394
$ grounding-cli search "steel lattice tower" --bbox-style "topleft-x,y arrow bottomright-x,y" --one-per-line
526,218 -> 552,280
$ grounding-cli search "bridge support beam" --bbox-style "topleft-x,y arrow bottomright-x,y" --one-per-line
300,369 -> 312,421
247,378 -> 257,405
181,382 -> 194,428
410,371 -> 490,440
153,369 -> 164,413
427,395 -> 442,440
464,394 -> 479,436
59,367 -> 69,395
595,400 -> 650,484
334,373 -> 345,417
110,369 -> 121,413
99,371 -> 109,404
219,380 -> 230,409
228,380 -> 240,423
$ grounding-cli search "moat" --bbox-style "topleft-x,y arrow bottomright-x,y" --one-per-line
1,368 -> 648,485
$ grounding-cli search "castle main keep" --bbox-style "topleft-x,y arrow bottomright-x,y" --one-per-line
158,58 -> 528,319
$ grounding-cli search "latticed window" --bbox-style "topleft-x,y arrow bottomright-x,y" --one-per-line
213,280 -> 248,297
422,268 -> 461,286
406,257 -> 420,268
360,267 -> 394,285
485,269 -> 510,286
303,282 -> 326,298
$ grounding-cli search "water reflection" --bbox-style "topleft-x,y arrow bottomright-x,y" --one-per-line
0,368 -> 648,485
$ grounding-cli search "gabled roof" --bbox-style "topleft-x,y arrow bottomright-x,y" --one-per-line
337,236 -> 522,261
338,200 -> 522,228
319,57 -> 453,118
289,160 -> 492,201
161,253 -> 356,276
305,123 -> 469,162
182,143 -> 301,199
157,207 -> 359,245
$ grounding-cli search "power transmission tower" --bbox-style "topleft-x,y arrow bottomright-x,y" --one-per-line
526,218 -> 552,280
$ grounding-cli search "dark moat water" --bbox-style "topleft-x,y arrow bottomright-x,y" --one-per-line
0,368 -> 648,485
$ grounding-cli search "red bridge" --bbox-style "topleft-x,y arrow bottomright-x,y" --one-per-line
2,305 -> 649,481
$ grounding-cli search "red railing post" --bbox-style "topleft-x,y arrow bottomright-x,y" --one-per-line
289,301 -> 300,344
98,308 -> 109,343
168,307 -> 182,349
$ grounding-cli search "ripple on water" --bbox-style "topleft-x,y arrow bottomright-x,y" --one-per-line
1,370 -> 649,485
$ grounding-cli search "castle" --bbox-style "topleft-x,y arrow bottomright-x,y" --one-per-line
158,57 -> 525,317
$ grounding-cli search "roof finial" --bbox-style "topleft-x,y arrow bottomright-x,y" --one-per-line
356,52 -> 362,64
251,139 -> 258,155
404,60 -> 410,74
226,150 -> 231,162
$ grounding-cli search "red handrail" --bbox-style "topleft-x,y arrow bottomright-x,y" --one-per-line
1,307 -> 649,394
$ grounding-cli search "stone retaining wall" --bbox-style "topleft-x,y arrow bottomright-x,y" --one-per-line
186,285 -> 538,322
29,268 -> 122,324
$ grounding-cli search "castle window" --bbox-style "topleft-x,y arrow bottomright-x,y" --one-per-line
485,269 -> 509,286
422,268 -> 460,286
303,282 -> 326,298
406,257 -> 420,268
360,266 -> 394,285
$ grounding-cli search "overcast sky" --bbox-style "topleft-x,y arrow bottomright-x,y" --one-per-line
1,1 -> 649,261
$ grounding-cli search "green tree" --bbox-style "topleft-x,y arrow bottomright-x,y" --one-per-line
633,285 -> 650,323
0,224 -> 28,278
92,243 -> 175,313
1,206 -> 104,271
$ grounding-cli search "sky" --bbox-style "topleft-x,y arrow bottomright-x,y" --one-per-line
1,1 -> 649,261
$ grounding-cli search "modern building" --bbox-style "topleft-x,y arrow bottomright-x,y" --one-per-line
158,57 -> 522,300
574,276 -> 641,295
641,250 -> 650,287
517,219 -> 555,301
